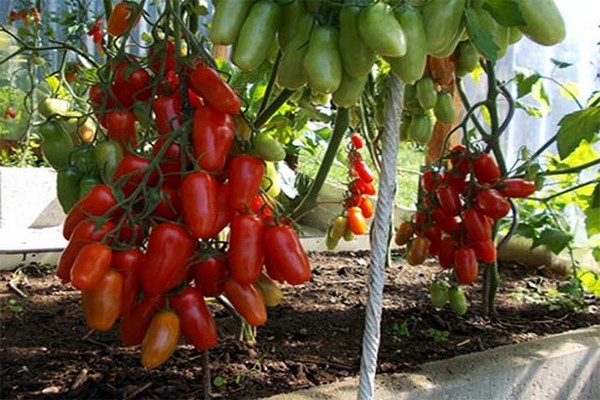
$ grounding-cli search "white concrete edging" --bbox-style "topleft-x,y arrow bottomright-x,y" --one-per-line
264,325 -> 600,400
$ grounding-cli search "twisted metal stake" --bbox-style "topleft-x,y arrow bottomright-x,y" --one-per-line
357,74 -> 403,400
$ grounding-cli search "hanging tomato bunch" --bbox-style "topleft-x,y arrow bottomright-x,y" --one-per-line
47,6 -> 313,370
394,144 -> 537,312
325,133 -> 376,249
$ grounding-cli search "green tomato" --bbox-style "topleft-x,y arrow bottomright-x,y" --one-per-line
338,6 -> 376,78
408,113 -> 434,145
79,176 -> 101,199
358,2 -> 407,57
38,98 -> 70,118
303,26 -> 343,94
38,120 -> 75,171
416,77 -> 437,110
94,139 -> 123,183
261,161 -> 281,198
210,0 -> 254,45
448,286 -> 468,316
325,225 -> 339,250
332,72 -> 368,108
430,280 -> 449,309
469,0 -> 509,60
403,84 -> 422,114
387,5 -> 427,84
254,132 -> 286,162
56,166 -> 81,213
422,0 -> 466,56
508,27 -> 524,44
232,0 -> 282,71
434,92 -> 456,124
399,114 -> 412,142
517,0 -> 565,46
278,0 -> 307,49
455,40 -> 480,77
276,13 -> 313,90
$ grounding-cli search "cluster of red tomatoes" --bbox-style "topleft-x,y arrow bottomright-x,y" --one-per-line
395,145 -> 537,285
54,34 -> 311,368
326,133 -> 376,249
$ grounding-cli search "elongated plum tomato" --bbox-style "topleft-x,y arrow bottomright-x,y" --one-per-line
82,270 -> 123,331
141,310 -> 180,369
119,293 -> 164,346
407,236 -> 431,265
498,178 -> 536,198
153,94 -> 182,135
454,247 -> 478,285
475,189 -> 510,219
473,152 -> 501,184
223,279 -> 268,326
264,224 -> 311,285
192,105 -> 234,172
170,287 -> 218,350
112,154 -> 158,197
189,66 -> 241,115
347,206 -> 367,235
192,256 -> 228,297
107,1 -> 141,36
111,248 -> 144,318
62,184 -> 117,240
140,223 -> 196,295
70,243 -> 113,290
228,214 -> 265,284
180,171 -> 218,239
227,155 -> 265,211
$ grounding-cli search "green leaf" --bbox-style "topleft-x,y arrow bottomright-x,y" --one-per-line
465,7 -> 500,61
559,82 -> 580,101
483,0 -> 526,26
585,208 -> 600,237
516,223 -> 536,238
593,247 -> 600,264
551,58 -> 574,69
532,228 -> 573,254
212,376 -> 227,387
531,80 -> 551,111
516,72 -> 541,98
556,107 -> 600,159
590,184 -> 600,208
515,101 -> 543,117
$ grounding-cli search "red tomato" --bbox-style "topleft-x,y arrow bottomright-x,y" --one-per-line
473,152 -> 502,184
141,310 -> 180,369
450,145 -> 469,175
350,179 -> 377,196
407,236 -> 431,265
70,243 -> 112,290
454,247 -> 478,284
476,189 -> 510,219
435,184 -> 462,216
264,224 -> 311,285
431,207 -> 459,234
62,184 -> 117,239
438,236 -> 455,269
140,223 -> 196,295
116,217 -> 146,246
180,172 -> 218,238
358,195 -> 374,218
227,155 -> 265,211
347,206 -> 367,235
394,221 -> 414,246
56,219 -> 116,283
82,270 -> 123,331
421,169 -> 437,193
111,248 -> 143,317
111,62 -> 152,108
473,239 -> 497,263
444,169 -> 468,194
153,94 -> 182,135
214,182 -> 234,235
251,195 -> 274,222
152,138 -> 182,187
424,225 -> 442,257
192,256 -> 228,297
192,105 -> 235,172
89,84 -> 116,112
107,1 -> 141,36
462,208 -> 492,241
498,178 -> 536,198
119,293 -> 164,346
352,159 -> 374,183
189,66 -> 241,115
228,214 -> 265,284
104,110 -> 137,150
112,154 -> 158,198
350,133 -> 364,149
151,185 -> 181,221
148,40 -> 176,74
223,279 -> 268,326
170,287 -> 218,350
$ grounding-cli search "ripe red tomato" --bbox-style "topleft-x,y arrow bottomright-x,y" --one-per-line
454,247 -> 478,284
70,243 -> 113,290
170,287 -> 218,350
111,61 -> 152,108
476,189 -> 510,219
192,105 -> 235,172
82,270 -> 123,331
140,223 -> 196,295
352,159 -> 374,183
189,66 -> 241,115
350,133 -> 364,149
152,138 -> 182,187
141,310 -> 180,369
227,155 -> 265,211
89,84 -> 116,113
153,94 -> 182,135
394,221 -> 414,246
431,207 -> 459,234
112,154 -> 158,198
347,206 -> 367,235
107,1 -> 141,36
192,256 -> 228,297
450,145 -> 469,175
119,293 -> 164,346
116,217 -> 145,246
350,179 -> 377,196
438,236 -> 456,268
424,225 -> 442,257
214,182 -> 234,235
498,178 -> 536,198
104,110 -> 137,150
462,208 -> 492,241
180,172 -> 218,238
223,279 -> 268,326
56,219 -> 116,283
421,169 -> 437,193
473,239 -> 497,263
62,184 -> 117,239
228,214 -> 265,284
407,236 -> 431,265
473,152 -> 502,184
148,40 -> 176,74
264,224 -> 312,285
150,185 -> 181,221
111,248 -> 143,317
358,195 -> 374,218
435,184 -> 462,216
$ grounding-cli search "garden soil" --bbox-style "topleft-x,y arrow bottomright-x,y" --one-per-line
2,250 -> 599,399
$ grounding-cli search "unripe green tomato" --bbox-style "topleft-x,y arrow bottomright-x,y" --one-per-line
339,6 -> 376,78
261,161 -> 281,198
508,27 -> 524,44
408,113 -> 434,145
434,92 -> 456,124
56,167 -> 81,213
325,225 -> 339,250
403,84 -> 422,114
343,226 -> 355,241
517,0 -> 565,46
430,280 -> 449,309
387,5 -> 427,84
303,26 -> 343,94
332,73 -> 368,108
358,3 -> 407,57
399,114 -> 412,142
330,216 -> 348,241
448,286 -> 468,316
455,40 -> 480,77
254,132 -> 286,162
209,0 -> 254,45
422,0 -> 466,56
278,0 -> 307,49
416,77 -> 437,110
277,13 -> 313,89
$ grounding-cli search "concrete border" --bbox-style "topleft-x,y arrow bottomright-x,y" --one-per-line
264,325 -> 600,400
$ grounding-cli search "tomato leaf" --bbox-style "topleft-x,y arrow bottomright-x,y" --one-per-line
551,58 -> 574,69
556,107 -> 600,159
532,228 -> 572,254
465,7 -> 500,61
516,223 -> 536,238
482,0 -> 525,26
593,247 -> 600,264
515,101 -> 543,117
590,184 -> 600,208
585,208 -> 600,237
515,70 -> 541,98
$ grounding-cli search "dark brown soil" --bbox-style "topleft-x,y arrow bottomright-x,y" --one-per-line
1,250 -> 599,400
